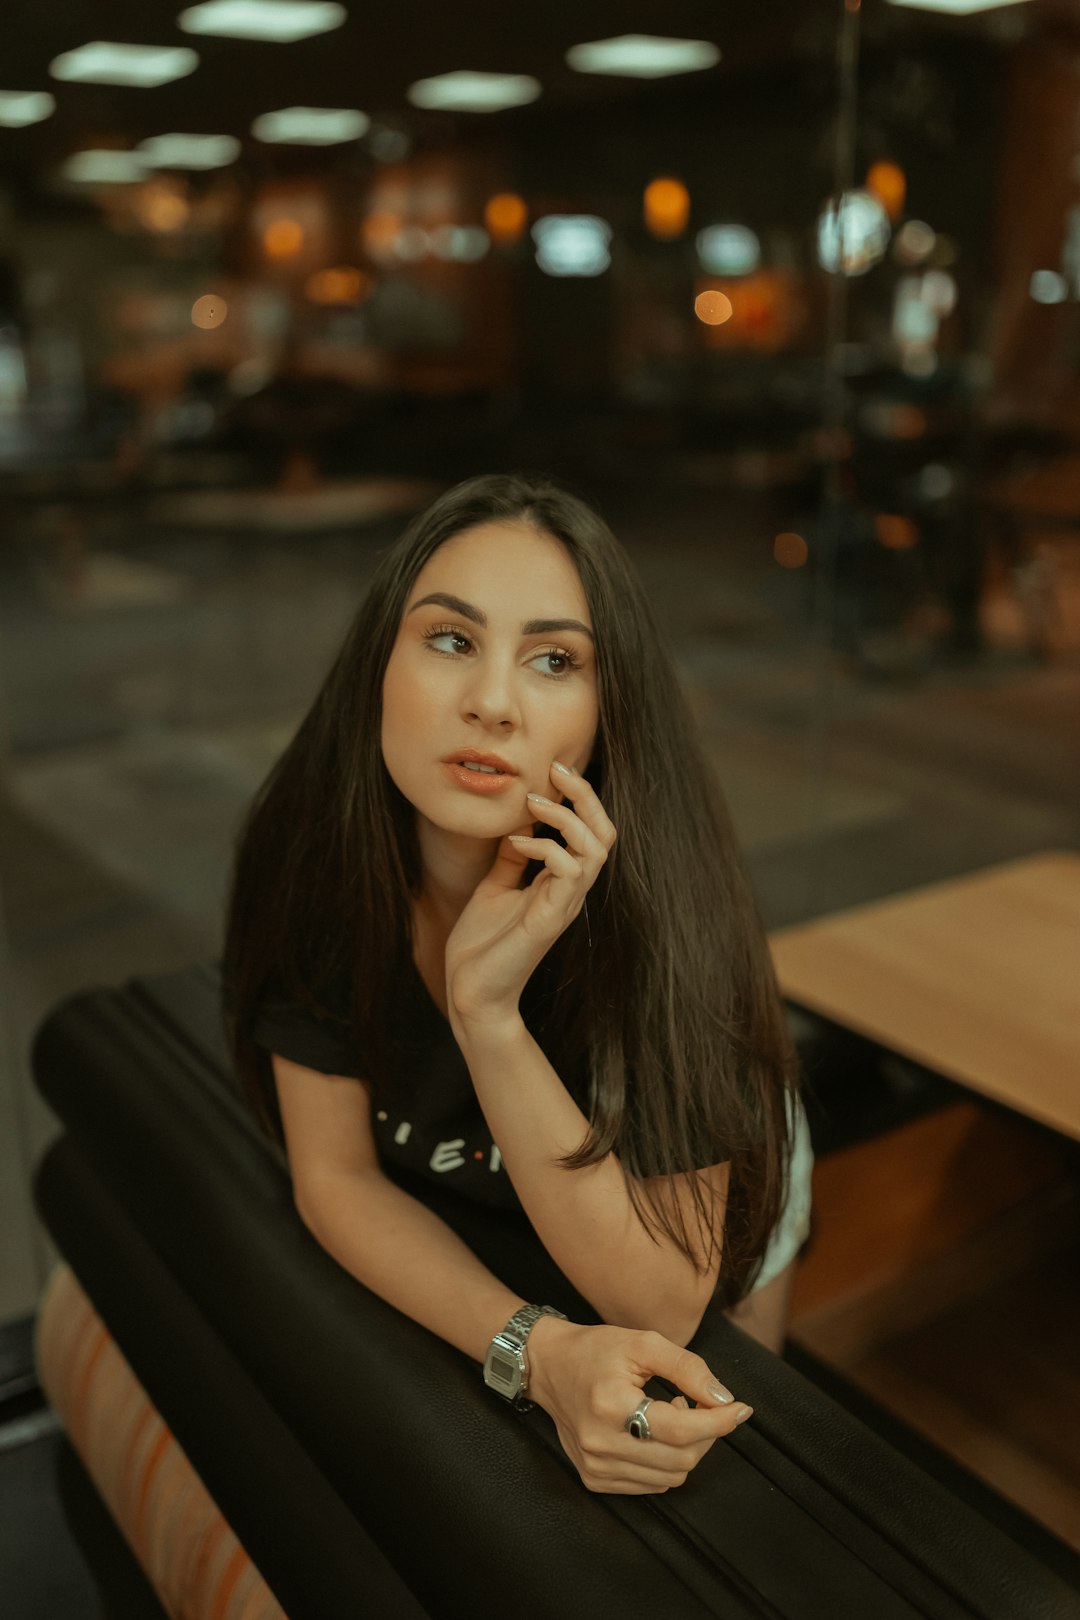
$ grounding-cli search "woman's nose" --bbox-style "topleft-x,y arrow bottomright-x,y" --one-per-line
460,657 -> 520,727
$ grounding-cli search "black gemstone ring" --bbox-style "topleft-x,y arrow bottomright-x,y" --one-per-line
624,1397 -> 652,1441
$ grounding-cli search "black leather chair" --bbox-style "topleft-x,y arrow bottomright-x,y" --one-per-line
30,964 -> 1080,1620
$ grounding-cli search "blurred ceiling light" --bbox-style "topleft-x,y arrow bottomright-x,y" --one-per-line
566,35 -> 719,78
178,1 -> 345,42
50,42 -> 199,87
817,190 -> 890,275
696,223 -> 760,275
893,277 -> 939,346
137,132 -> 240,169
407,72 -> 541,112
253,106 -> 368,144
1030,269 -> 1068,303
0,91 -> 55,127
694,290 -> 733,325
644,177 -> 689,239
61,149 -> 149,183
921,268 -> 957,316
885,0 -> 1030,11
191,293 -> 227,329
918,464 -> 955,500
306,265 -> 370,304
532,216 -> 611,277
264,217 -> 304,256
430,224 -> 490,261
485,192 -> 527,243
866,160 -> 906,220
893,218 -> 936,263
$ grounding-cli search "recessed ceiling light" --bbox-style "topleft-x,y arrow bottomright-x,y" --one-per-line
697,224 -> 761,276
0,91 -> 56,127
50,42 -> 199,88
532,216 -> 612,277
886,0 -> 1029,10
251,105 -> 369,144
178,1 -> 346,43
137,133 -> 241,169
566,35 -> 720,79
406,71 -> 541,113
1030,270 -> 1068,304
61,150 -> 149,183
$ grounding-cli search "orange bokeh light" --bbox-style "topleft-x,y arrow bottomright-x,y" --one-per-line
135,180 -> 189,233
644,177 -> 690,240
774,532 -> 808,569
875,514 -> 919,550
866,161 -> 906,221
360,209 -> 402,261
305,265 -> 371,305
694,289 -> 733,326
191,294 -> 227,330
485,192 -> 527,243
264,218 -> 304,258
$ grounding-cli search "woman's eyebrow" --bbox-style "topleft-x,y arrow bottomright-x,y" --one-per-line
406,590 -> 594,642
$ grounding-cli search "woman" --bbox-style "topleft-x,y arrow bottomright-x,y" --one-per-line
223,472 -> 813,1497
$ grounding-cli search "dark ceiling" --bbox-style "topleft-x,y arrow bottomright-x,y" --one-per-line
1,0 -> 1071,198
0,0 -> 860,189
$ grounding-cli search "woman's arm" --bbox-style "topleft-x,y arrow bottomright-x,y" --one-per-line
273,1052 -> 752,1496
273,1051 -> 526,1361
443,761 -> 726,1345
301,1164 -> 532,1363
456,1018 -> 727,1346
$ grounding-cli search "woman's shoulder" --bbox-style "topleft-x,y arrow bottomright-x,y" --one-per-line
250,963 -> 359,1077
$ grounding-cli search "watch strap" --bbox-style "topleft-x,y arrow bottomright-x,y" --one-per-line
484,1303 -> 567,1411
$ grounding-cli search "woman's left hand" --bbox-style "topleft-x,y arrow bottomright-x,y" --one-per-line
445,759 -> 616,1033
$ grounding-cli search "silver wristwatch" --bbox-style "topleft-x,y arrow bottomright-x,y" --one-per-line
483,1303 -> 567,1411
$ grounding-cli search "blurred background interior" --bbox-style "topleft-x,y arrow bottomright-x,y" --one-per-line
1,0 -> 1078,1610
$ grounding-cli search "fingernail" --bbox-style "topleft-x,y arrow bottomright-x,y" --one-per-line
527,792 -> 554,804
734,1405 -> 754,1425
551,760 -> 573,775
707,1380 -> 735,1404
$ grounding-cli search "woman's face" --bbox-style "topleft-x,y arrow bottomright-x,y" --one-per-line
381,520 -> 599,840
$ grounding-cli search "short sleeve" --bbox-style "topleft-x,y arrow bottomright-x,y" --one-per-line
250,974 -> 362,1079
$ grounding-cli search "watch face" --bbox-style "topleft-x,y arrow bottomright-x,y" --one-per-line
488,1352 -> 520,1392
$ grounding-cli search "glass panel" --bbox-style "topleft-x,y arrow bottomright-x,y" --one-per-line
0,4 -> 854,1321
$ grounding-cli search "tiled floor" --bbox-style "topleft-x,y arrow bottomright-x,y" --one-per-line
1,473 -> 1078,1612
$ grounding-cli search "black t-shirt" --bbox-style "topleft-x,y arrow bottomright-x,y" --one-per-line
251,955 -> 591,1213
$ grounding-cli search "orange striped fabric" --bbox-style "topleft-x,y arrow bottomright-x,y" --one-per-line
35,1261 -> 287,1620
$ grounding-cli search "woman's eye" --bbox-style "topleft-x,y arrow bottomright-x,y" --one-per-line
530,649 -> 576,678
424,628 -> 471,655
423,626 -> 578,679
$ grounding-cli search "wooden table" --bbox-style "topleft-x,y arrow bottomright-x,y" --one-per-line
769,851 -> 1080,1143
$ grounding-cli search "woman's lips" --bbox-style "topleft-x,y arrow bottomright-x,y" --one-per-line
442,761 -> 519,794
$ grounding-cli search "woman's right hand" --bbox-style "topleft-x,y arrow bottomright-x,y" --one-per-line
524,1318 -> 754,1495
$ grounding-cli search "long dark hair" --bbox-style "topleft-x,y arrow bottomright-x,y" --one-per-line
222,472 -> 799,1308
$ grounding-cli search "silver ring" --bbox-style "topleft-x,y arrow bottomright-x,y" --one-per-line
624,1397 -> 652,1441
